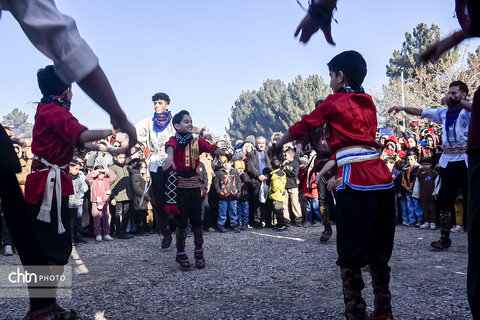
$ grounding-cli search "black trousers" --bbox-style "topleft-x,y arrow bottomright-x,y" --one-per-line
0,125 -> 59,311
335,186 -> 396,269
438,161 -> 468,223
150,168 -> 175,233
114,201 -> 131,235
250,181 -> 267,225
1,210 -> 13,246
468,151 -> 480,319
174,187 -> 203,229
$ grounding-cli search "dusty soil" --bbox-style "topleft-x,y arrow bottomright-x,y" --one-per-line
0,225 -> 471,320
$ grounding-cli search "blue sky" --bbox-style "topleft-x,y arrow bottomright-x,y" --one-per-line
1,0 -> 479,135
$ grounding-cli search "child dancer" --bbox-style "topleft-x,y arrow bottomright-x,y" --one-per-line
23,65 -> 126,319
163,110 -> 228,269
86,165 -> 116,241
276,51 -> 395,320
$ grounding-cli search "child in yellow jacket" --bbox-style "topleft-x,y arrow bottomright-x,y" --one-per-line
268,158 -> 287,231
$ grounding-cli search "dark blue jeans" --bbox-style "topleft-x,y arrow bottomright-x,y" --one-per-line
218,200 -> 239,227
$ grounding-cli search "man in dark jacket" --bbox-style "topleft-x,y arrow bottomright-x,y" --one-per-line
246,136 -> 271,228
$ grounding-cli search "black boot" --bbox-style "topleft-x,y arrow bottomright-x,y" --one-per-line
369,264 -> 394,320
161,228 -> 173,249
341,268 -> 368,320
320,225 -> 333,243
175,228 -> 191,269
431,210 -> 452,250
193,226 -> 205,269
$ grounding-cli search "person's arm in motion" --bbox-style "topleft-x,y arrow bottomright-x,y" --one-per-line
387,106 -> 422,117
7,0 -> 137,148
294,0 -> 338,44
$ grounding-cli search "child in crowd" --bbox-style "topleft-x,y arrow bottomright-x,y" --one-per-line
384,157 -> 401,221
297,156 -> 309,222
401,152 -> 423,226
163,110 -> 228,270
130,159 -> 151,235
235,160 -> 252,230
109,153 -> 134,239
302,168 -> 322,228
214,156 -> 242,233
282,148 -> 303,227
414,157 -> 439,230
268,158 -> 287,231
24,65 -> 126,317
68,160 -> 88,244
86,165 -> 116,241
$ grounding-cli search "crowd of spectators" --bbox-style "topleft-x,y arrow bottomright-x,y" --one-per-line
0,122 -> 459,256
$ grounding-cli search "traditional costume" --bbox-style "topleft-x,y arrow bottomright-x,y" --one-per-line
289,90 -> 395,319
25,96 -> 87,263
165,133 -> 217,269
421,106 -> 469,249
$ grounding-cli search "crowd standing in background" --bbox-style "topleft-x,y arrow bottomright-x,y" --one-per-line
0,0 -> 479,319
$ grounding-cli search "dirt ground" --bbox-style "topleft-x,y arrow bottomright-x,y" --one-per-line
0,224 -> 471,320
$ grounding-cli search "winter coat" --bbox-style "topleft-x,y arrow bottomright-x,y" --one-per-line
238,172 -> 253,203
69,171 -> 88,208
109,161 -> 133,202
86,169 -> 116,205
130,168 -> 150,211
213,167 -> 241,201
85,151 -> 113,171
283,159 -> 300,189
268,169 -> 286,202
400,163 -> 420,196
246,149 -> 271,184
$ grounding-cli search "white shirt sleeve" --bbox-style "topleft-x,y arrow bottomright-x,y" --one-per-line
420,107 -> 443,124
4,0 -> 99,84
135,118 -> 150,147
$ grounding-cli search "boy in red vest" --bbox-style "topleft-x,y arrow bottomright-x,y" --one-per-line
276,51 -> 395,320
24,65 -> 126,319
163,110 -> 228,270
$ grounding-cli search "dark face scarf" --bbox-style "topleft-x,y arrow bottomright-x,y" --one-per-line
152,111 -> 172,133
342,84 -> 365,94
41,95 -> 71,111
175,132 -> 193,147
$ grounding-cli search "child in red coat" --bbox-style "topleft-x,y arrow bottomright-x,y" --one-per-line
86,165 -> 116,241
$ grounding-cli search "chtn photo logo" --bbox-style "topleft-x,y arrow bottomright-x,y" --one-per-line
7,268 -> 65,284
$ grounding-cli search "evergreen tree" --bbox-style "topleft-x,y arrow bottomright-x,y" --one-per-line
226,75 -> 331,140
386,23 -> 441,80
374,22 -> 480,132
1,108 -> 33,138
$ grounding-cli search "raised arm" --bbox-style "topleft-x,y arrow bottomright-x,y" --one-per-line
7,1 -> 137,148
387,106 -> 422,117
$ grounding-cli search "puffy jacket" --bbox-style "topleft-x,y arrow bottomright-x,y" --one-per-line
268,169 -> 286,202
213,168 -> 241,200
238,172 -> 253,202
86,169 -> 116,205
130,168 -> 150,211
69,171 -> 88,208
